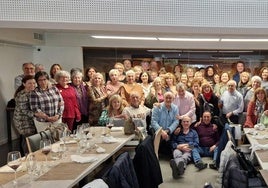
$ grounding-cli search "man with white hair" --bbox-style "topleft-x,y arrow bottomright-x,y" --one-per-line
151,91 -> 179,157
220,80 -> 244,124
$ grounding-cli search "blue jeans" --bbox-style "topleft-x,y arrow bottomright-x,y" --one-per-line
197,146 -> 218,161
191,147 -> 201,163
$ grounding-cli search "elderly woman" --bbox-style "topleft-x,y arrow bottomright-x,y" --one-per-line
29,71 -> 64,132
119,70 -> 144,106
98,94 -> 127,126
244,88 -> 268,128
114,62 -> 126,82
244,75 -> 262,112
106,69 -> 124,98
88,72 -> 108,125
55,70 -> 81,131
145,77 -> 165,108
237,71 -> 251,96
70,70 -> 89,127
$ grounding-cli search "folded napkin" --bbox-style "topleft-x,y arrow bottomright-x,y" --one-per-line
249,142 -> 268,159
0,163 -> 26,173
102,136 -> 118,143
252,135 -> 268,140
244,129 -> 258,136
71,155 -> 98,163
111,127 -> 123,132
254,124 -> 266,131
96,147 -> 106,153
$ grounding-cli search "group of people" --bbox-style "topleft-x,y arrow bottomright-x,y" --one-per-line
12,59 -> 268,179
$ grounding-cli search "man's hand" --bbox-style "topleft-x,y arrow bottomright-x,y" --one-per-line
174,127 -> 181,135
178,144 -> 192,152
161,130 -> 169,140
209,145 -> 216,153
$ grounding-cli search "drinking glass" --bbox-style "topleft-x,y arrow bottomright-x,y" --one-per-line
106,118 -> 114,136
40,139 -> 51,167
26,153 -> 37,182
60,129 -> 70,152
7,151 -> 22,186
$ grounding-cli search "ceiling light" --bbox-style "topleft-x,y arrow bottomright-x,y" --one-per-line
218,50 -> 254,53
158,38 -> 220,42
147,50 -> 182,52
91,35 -> 157,40
221,39 -> 268,42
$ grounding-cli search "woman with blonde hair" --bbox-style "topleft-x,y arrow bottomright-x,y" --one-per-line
106,69 -> 124,97
163,72 -> 177,94
244,88 -> 268,128
88,72 -> 108,125
98,94 -> 127,126
237,71 -> 251,96
114,62 -> 126,82
145,77 -> 166,108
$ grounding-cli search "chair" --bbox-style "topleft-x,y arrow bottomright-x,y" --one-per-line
153,127 -> 162,159
26,130 -> 53,153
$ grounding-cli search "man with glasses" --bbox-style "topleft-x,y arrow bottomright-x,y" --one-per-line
14,62 -> 35,90
219,80 -> 244,124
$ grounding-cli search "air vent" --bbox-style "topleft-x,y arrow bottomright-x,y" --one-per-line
33,33 -> 44,41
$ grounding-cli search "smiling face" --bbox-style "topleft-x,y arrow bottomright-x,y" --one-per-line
24,79 -> 36,92
72,74 -> 83,86
202,112 -> 212,125
141,72 -> 149,83
130,93 -> 141,108
126,72 -> 135,84
111,98 -> 121,111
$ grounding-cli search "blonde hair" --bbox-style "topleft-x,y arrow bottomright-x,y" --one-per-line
107,94 -> 124,116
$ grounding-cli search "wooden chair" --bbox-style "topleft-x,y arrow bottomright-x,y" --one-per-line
154,127 -> 162,159
26,130 -> 52,153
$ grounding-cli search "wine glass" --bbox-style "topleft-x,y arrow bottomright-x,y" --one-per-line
106,118 -> 114,136
26,153 -> 37,182
40,139 -> 51,167
60,129 -> 70,152
7,151 -> 22,186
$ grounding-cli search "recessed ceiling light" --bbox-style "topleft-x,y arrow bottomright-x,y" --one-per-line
91,35 -> 157,40
147,50 -> 182,52
158,38 -> 220,42
221,39 -> 268,42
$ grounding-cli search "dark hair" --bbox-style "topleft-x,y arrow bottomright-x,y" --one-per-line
35,71 -> 49,85
84,67 -> 97,82
138,71 -> 153,83
14,75 -> 35,97
49,64 -> 62,78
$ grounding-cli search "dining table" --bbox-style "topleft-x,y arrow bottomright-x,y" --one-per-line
0,126 -> 136,188
244,128 -> 268,185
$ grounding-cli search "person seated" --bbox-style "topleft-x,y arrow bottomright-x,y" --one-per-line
170,116 -> 207,179
98,94 -> 127,126
244,88 -> 268,128
194,111 -> 220,170
151,92 -> 179,157
122,91 -> 151,132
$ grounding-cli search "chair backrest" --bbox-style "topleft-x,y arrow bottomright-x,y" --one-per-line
154,127 -> 162,159
26,130 -> 53,153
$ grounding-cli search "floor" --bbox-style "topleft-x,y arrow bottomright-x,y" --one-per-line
0,140 -> 220,188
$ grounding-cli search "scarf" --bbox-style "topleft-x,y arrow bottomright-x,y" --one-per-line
203,91 -> 212,102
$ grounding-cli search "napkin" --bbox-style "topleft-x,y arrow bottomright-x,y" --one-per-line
71,155 -> 98,163
102,136 -> 118,143
244,129 -> 258,136
111,127 -> 123,132
254,124 -> 265,131
252,135 -> 268,140
96,147 -> 106,153
0,163 -> 26,173
249,142 -> 268,159
82,178 -> 108,188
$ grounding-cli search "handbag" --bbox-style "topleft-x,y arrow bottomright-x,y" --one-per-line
45,123 -> 70,142
260,113 -> 268,127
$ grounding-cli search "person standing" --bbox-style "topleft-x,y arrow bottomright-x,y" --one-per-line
14,62 -> 35,90
13,75 -> 37,153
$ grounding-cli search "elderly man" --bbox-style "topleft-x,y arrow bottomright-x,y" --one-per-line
14,62 -> 35,90
194,111 -> 220,170
170,116 -> 207,179
151,91 -> 179,157
122,91 -> 151,132
173,83 -> 196,124
220,80 -> 244,124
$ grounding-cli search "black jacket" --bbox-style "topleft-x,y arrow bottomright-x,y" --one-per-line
133,136 -> 163,188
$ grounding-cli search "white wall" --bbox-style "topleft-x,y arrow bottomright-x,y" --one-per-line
33,46 -> 83,73
0,45 -> 83,144
0,44 -> 33,144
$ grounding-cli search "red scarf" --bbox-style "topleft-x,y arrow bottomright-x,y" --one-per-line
203,91 -> 212,102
